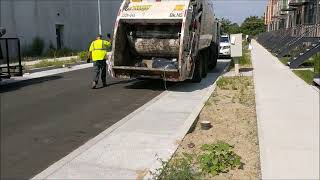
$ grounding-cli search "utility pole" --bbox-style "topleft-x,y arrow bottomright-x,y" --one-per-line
98,0 -> 102,35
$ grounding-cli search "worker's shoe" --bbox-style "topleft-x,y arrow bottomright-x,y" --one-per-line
102,82 -> 108,87
91,81 -> 97,89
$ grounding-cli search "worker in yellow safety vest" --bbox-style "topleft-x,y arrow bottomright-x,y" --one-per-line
89,34 -> 111,89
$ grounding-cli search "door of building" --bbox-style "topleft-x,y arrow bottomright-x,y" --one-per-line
56,24 -> 64,49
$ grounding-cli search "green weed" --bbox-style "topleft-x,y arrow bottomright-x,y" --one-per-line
198,141 -> 242,176
78,51 -> 89,60
152,141 -> 243,179
313,53 -> 320,74
152,153 -> 199,180
293,70 -> 315,84
33,58 -> 80,69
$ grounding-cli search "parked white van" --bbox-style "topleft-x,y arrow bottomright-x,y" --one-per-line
219,34 -> 231,58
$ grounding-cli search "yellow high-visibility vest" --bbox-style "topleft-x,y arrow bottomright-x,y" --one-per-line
89,39 -> 111,61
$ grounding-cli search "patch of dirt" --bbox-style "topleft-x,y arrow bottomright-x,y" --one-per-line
175,76 -> 261,179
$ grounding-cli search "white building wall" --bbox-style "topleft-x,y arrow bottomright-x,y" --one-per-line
0,0 -> 122,51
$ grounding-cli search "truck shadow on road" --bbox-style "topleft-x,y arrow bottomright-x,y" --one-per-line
92,79 -> 137,89
0,75 -> 62,93
124,79 -> 176,91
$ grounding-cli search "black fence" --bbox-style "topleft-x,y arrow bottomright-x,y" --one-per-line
257,24 -> 320,69
0,38 -> 23,79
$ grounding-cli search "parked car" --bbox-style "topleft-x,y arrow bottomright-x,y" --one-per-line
219,34 -> 231,58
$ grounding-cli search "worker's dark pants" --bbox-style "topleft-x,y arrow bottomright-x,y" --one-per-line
93,60 -> 107,84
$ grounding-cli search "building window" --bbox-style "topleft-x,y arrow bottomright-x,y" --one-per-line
305,2 -> 315,24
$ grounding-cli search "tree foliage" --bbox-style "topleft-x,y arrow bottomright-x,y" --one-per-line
240,16 -> 266,36
220,18 -> 241,34
219,16 -> 266,36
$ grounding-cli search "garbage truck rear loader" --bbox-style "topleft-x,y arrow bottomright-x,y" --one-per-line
111,0 -> 220,82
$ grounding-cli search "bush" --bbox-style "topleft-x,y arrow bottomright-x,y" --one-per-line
78,51 -> 89,60
152,153 -> 199,180
33,60 -> 64,68
31,37 -> 45,56
45,47 -> 73,58
23,37 -> 45,57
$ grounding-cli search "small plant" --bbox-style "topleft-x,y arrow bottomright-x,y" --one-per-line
204,100 -> 212,106
198,141 -> 242,176
33,60 -> 64,68
45,47 -> 73,58
314,53 -> 320,74
23,37 -> 45,57
239,48 -> 251,66
78,51 -> 89,61
217,77 -> 240,90
293,70 -> 315,84
152,153 -> 199,180
217,77 -> 231,89
31,37 -> 45,56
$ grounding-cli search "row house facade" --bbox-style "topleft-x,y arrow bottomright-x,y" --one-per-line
265,0 -> 319,31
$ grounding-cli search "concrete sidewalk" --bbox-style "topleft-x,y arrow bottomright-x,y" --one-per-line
252,40 -> 319,179
33,60 -> 230,179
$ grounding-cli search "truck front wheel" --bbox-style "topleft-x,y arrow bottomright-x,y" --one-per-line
192,53 -> 203,83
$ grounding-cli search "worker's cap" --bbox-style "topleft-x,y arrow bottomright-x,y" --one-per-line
97,34 -> 103,38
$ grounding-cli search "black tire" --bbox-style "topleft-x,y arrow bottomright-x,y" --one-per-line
208,44 -> 218,69
202,50 -> 208,78
192,53 -> 202,83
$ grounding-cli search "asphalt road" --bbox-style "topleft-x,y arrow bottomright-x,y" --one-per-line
0,68 -> 166,179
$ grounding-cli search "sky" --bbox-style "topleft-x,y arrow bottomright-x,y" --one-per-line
212,0 -> 268,24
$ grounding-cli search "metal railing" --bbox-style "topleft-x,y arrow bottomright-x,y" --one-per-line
257,24 -> 320,68
257,24 -> 320,50
0,38 -> 23,78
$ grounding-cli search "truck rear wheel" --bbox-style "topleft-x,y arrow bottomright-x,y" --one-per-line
202,50 -> 209,78
208,44 -> 218,69
192,54 -> 202,83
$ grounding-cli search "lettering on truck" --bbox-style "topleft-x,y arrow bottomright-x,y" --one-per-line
125,5 -> 152,11
122,4 -> 152,17
170,4 -> 184,17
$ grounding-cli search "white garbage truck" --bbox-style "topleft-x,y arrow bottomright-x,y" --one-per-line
111,0 -> 220,82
